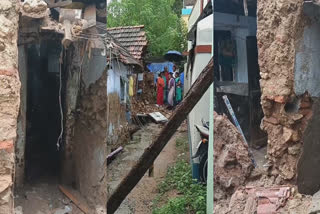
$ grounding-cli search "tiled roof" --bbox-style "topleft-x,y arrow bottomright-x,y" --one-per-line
185,0 -> 196,6
107,25 -> 148,61
95,23 -> 143,69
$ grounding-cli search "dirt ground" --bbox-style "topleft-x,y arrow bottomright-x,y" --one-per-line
14,177 -> 84,214
107,122 -> 188,214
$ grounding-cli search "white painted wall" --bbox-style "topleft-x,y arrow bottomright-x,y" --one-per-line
107,60 -> 131,96
188,0 -> 201,30
188,15 -> 213,156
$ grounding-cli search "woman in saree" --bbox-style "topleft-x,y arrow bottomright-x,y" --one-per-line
168,73 -> 175,108
157,73 -> 165,106
175,72 -> 182,104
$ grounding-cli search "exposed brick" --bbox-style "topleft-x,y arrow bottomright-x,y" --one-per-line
0,140 -> 14,153
274,96 -> 286,103
305,110 -> 313,121
299,109 -> 312,116
0,69 -> 18,76
300,101 -> 311,109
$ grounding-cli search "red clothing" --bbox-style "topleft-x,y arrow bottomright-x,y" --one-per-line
157,77 -> 165,105
164,71 -> 169,87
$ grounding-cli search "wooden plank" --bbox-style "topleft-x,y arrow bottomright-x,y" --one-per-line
58,185 -> 90,214
107,58 -> 214,214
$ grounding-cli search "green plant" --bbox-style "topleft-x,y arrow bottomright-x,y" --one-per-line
107,0 -> 188,57
175,136 -> 189,153
153,160 -> 207,214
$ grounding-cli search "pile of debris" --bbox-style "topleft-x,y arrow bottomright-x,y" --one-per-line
213,112 -> 254,199
131,100 -> 171,117
213,112 -> 315,214
141,72 -> 156,104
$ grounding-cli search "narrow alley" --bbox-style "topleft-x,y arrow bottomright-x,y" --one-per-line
108,122 -> 188,214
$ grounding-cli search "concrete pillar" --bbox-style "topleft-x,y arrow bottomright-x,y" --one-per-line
0,0 -> 20,213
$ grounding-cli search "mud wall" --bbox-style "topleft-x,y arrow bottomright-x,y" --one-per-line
106,64 -> 131,150
0,1 -> 20,213
257,0 -> 310,181
15,46 -> 27,188
106,92 -> 128,151
72,48 -> 108,212
62,42 -> 85,185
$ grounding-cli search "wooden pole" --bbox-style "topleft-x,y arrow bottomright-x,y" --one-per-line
107,58 -> 213,214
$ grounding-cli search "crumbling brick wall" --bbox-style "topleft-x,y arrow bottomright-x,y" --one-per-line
0,0 -> 20,213
257,0 -> 311,181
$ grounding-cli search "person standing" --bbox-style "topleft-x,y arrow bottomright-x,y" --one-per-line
175,72 -> 182,105
157,72 -> 165,106
164,67 -> 170,103
172,64 -> 179,78
163,70 -> 167,104
167,73 -> 175,108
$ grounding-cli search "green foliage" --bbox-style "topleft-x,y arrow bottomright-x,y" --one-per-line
107,0 -> 188,57
172,0 -> 183,17
175,136 -> 189,153
153,160 -> 207,214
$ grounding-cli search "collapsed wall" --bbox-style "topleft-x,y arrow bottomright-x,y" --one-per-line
257,0 -> 311,182
214,112 -> 253,199
0,0 -> 20,213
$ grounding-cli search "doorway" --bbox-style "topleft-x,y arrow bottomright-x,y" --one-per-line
24,40 -> 63,183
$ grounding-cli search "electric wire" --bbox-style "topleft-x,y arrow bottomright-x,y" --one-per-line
56,50 -> 64,150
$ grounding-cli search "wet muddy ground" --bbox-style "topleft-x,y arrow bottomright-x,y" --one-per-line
107,122 -> 188,214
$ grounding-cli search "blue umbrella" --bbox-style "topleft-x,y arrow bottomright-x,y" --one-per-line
164,50 -> 183,62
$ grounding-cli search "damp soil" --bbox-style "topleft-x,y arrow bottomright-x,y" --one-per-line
107,122 -> 188,214
14,177 -> 83,214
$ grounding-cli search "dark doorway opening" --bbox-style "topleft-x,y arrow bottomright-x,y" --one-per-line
25,40 -> 63,183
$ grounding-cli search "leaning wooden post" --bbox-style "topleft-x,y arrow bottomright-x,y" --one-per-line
107,58 -> 214,214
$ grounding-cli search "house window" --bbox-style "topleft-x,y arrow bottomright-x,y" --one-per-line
218,39 -> 236,81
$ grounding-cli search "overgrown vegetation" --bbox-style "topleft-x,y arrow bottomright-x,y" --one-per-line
107,0 -> 188,57
152,137 -> 207,214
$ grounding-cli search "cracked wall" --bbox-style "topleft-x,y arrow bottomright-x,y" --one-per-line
68,48 -> 108,212
74,71 -> 108,212
257,0 -> 317,184
0,0 -> 20,213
